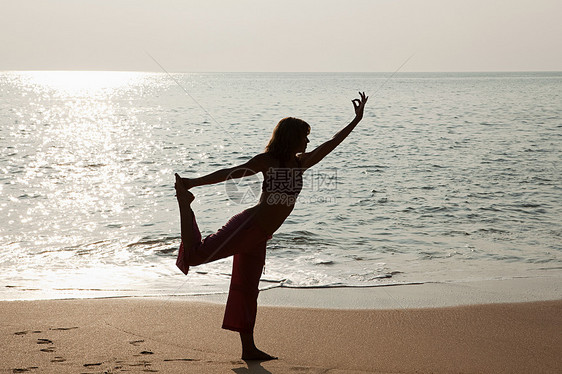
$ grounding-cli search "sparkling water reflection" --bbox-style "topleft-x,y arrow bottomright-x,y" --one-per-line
1,71 -> 561,300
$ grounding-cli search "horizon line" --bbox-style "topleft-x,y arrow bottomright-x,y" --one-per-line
1,69 -> 561,74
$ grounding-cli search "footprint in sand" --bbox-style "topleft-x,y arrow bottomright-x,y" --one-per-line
130,340 -> 154,358
35,337 -> 57,353
12,367 -> 39,373
50,327 -> 78,331
83,362 -> 102,367
14,330 -> 42,336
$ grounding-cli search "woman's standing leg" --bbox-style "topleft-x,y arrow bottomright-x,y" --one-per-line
222,237 -> 276,361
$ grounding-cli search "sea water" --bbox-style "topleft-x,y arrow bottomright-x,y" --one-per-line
1,71 -> 561,300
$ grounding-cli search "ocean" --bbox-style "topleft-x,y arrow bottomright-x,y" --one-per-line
1,71 -> 561,300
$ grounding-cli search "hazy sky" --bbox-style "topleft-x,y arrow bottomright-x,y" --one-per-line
1,0 -> 561,72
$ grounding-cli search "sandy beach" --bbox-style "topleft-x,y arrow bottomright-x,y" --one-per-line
2,279 -> 561,374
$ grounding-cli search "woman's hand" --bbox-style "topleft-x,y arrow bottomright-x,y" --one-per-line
175,173 -> 194,189
352,91 -> 368,121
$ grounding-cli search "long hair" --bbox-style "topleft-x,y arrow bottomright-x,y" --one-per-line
265,117 -> 310,162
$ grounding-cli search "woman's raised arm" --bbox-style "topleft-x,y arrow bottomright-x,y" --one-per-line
178,153 -> 268,189
300,92 -> 368,170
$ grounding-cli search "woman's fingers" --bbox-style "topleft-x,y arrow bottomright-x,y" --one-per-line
358,91 -> 368,103
352,92 -> 368,114
355,92 -> 367,103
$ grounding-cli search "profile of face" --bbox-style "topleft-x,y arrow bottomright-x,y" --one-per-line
296,135 -> 309,153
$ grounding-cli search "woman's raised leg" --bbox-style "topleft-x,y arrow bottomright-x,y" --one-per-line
175,173 -> 195,246
175,177 -> 262,273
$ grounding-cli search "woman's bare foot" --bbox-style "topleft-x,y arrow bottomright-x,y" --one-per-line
239,332 -> 277,361
242,347 -> 278,361
175,173 -> 194,206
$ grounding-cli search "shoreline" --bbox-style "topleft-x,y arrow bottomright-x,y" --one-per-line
187,275 -> 562,309
2,277 -> 561,373
3,275 -> 560,309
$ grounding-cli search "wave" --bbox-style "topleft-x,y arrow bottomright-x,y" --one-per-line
126,235 -> 180,255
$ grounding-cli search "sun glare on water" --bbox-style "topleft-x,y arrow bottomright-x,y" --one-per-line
20,70 -> 146,97
6,71 -> 157,270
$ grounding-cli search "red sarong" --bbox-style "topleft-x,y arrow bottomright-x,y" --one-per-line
176,209 -> 271,333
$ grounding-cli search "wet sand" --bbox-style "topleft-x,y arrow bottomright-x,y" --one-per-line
2,295 -> 561,373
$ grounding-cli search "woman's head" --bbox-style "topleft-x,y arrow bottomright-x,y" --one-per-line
265,117 -> 310,161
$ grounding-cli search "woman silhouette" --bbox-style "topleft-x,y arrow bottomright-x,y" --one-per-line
174,92 -> 368,360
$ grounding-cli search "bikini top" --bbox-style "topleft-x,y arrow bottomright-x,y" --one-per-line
261,158 -> 303,196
